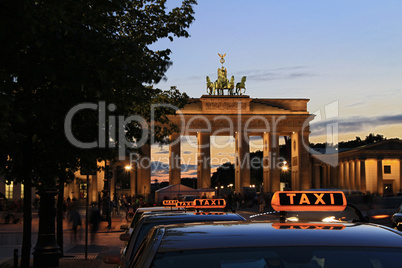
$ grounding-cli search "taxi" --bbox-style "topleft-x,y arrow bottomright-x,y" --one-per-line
104,198 -> 246,267
391,204 -> 402,231
120,200 -> 184,235
130,191 -> 402,268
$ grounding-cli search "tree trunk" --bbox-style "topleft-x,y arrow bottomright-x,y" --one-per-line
57,177 -> 65,256
21,136 -> 32,268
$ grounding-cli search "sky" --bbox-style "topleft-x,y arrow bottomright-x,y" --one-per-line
149,0 -> 402,181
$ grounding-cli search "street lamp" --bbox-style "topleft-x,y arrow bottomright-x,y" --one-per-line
125,165 -> 132,171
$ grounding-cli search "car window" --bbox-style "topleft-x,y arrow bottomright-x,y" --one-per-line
150,246 -> 402,268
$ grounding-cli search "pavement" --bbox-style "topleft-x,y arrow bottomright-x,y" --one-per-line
0,204 -> 395,267
0,209 -> 127,268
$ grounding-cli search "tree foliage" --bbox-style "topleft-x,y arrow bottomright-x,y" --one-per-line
0,0 -> 196,185
0,0 -> 197,265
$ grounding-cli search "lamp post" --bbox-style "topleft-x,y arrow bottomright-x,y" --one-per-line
33,190 -> 60,267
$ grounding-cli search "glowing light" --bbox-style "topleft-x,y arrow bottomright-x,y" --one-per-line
371,215 -> 390,219
286,217 -> 299,222
322,216 -> 338,222
125,165 -> 132,170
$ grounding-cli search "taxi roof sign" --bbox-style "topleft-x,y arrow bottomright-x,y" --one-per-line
163,200 -> 179,206
176,201 -> 194,208
271,191 -> 347,212
193,199 -> 226,209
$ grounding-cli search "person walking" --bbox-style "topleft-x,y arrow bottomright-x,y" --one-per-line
69,201 -> 82,243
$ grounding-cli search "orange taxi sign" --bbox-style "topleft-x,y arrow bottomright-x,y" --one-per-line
271,191 -> 347,212
163,200 -> 179,206
193,199 -> 226,209
176,201 -> 195,208
272,223 -> 345,230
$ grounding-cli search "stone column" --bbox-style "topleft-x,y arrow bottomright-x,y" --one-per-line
377,159 -> 383,195
326,165 -> 331,188
262,132 -> 271,193
314,163 -> 321,189
322,165 -> 327,188
290,132 -> 300,190
137,143 -> 151,197
270,133 -> 280,192
399,158 -> 402,193
339,162 -> 344,189
91,174 -> 97,203
235,131 -> 250,193
197,132 -> 211,189
169,133 -> 181,185
355,159 -> 360,191
344,161 -> 349,190
349,160 -> 356,190
360,159 -> 366,193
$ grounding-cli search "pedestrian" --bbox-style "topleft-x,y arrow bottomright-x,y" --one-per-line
69,202 -> 82,243
89,203 -> 101,243
259,194 -> 266,213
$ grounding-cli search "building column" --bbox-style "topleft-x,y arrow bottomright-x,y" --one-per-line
314,163 -> 321,189
399,158 -> 402,193
344,161 -> 349,190
339,162 -> 344,189
235,131 -> 250,193
326,165 -> 331,188
91,174 -> 97,203
262,132 -> 271,193
322,165 -> 328,188
169,133 -> 181,185
330,166 -> 338,188
270,133 -> 280,192
137,143 -> 151,197
360,159 -> 366,193
349,160 -> 356,190
291,132 -> 300,190
300,132 -> 312,189
355,159 -> 360,192
377,159 -> 383,195
197,132 -> 211,189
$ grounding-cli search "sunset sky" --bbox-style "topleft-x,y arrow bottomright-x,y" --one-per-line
149,0 -> 402,181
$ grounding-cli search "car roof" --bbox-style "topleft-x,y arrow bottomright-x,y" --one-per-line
136,206 -> 182,212
154,221 -> 402,252
140,212 -> 245,224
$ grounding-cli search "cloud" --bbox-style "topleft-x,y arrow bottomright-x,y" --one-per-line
237,66 -> 316,82
154,149 -> 169,155
310,114 -> 402,137
151,161 -> 169,174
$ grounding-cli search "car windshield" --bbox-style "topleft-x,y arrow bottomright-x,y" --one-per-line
151,246 -> 402,268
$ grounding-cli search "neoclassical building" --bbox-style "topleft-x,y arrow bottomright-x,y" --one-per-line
312,139 -> 402,195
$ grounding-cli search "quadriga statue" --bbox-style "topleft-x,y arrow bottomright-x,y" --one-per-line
235,76 -> 246,95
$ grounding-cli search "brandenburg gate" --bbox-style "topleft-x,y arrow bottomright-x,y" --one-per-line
167,95 -> 313,193
121,55 -> 314,197
165,54 -> 313,193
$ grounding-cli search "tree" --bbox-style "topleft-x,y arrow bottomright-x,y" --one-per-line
0,0 -> 197,265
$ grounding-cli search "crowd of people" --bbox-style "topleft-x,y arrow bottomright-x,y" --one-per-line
223,192 -> 274,213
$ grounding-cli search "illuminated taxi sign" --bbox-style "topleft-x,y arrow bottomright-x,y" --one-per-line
176,201 -> 194,208
271,191 -> 346,212
162,200 -> 179,206
193,199 -> 226,209
272,223 -> 345,230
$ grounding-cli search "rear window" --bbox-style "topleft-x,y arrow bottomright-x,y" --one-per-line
151,246 -> 402,268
